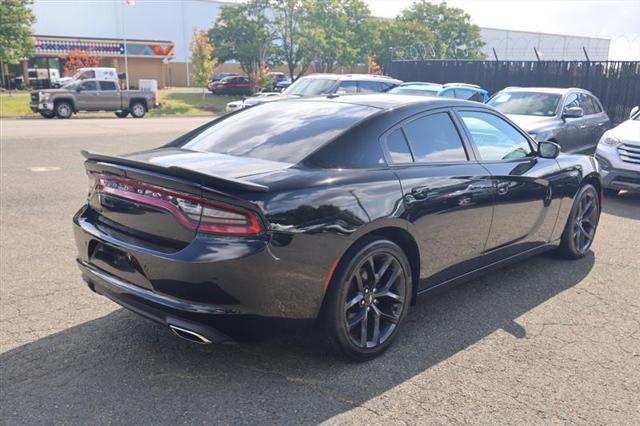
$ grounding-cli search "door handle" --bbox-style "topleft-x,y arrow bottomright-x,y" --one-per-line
496,182 -> 510,195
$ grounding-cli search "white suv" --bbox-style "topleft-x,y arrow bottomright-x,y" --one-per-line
595,106 -> 640,195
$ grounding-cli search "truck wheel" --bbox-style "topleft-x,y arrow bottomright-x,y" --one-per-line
39,111 -> 55,119
55,101 -> 73,119
115,110 -> 129,118
130,102 -> 146,118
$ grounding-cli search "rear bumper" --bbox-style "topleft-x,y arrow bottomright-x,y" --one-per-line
73,205 -> 330,328
79,259 -> 235,343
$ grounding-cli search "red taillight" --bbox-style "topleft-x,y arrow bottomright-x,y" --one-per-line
89,173 -> 262,235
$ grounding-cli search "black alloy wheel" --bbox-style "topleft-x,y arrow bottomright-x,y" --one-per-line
557,184 -> 600,259
323,239 -> 411,360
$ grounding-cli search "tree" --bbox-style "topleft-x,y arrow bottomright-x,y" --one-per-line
269,0 -> 314,81
397,1 -> 485,59
191,27 -> 217,101
305,0 -> 375,73
209,0 -> 274,83
372,19 -> 437,69
0,0 -> 35,64
59,49 -> 103,76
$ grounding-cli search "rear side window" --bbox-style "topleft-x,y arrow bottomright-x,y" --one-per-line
386,129 -> 413,163
337,81 -> 358,94
180,101 -> 377,163
402,112 -> 468,162
100,81 -> 117,91
454,89 -> 475,100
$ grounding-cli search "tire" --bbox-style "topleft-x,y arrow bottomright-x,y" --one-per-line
115,110 -> 129,118
603,188 -> 619,197
129,101 -> 146,118
555,184 -> 600,259
54,101 -> 73,119
39,111 -> 55,119
322,239 -> 413,361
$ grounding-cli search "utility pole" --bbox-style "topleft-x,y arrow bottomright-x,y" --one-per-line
181,0 -> 190,87
120,0 -> 130,90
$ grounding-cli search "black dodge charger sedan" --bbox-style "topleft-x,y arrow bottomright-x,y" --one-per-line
74,94 -> 601,360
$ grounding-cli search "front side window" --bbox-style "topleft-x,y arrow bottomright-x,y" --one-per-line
358,81 -> 381,93
564,93 -> 580,110
579,93 -> 598,115
459,111 -> 533,161
402,112 -> 467,162
80,81 -> 98,91
337,81 -> 358,94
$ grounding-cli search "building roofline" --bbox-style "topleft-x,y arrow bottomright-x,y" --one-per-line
479,26 -> 610,42
34,34 -> 174,45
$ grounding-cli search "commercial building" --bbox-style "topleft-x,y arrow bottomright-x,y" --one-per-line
3,0 -> 613,89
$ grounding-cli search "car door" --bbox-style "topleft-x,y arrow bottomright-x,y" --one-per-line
456,109 -> 562,260
560,92 -> 592,153
579,93 -> 610,152
383,109 -> 495,289
75,80 -> 99,110
97,81 -> 122,110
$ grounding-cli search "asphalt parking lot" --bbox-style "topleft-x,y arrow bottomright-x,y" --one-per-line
1,117 -> 639,424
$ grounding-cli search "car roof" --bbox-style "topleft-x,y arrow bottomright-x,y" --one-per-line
302,73 -> 402,84
497,86 -> 586,95
291,93 -> 483,111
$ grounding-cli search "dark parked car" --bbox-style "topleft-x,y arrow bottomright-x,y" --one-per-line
208,75 -> 254,95
487,87 -> 611,153
74,94 -> 601,360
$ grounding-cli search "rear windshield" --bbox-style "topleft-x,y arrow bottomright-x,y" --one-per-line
179,100 -> 378,163
283,77 -> 337,96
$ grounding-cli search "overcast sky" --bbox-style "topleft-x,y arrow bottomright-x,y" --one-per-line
365,0 -> 639,38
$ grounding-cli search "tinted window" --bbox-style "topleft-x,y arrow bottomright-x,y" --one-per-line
403,113 -> 467,162
469,91 -> 485,102
579,93 -> 599,115
100,81 -> 117,91
80,81 -> 98,91
454,89 -> 475,100
460,111 -> 533,161
440,89 -> 456,98
564,93 -> 580,109
337,81 -> 358,93
359,81 -> 381,93
488,92 -> 561,116
386,129 -> 413,163
389,85 -> 439,96
283,77 -> 337,96
180,101 -> 377,163
589,95 -> 602,113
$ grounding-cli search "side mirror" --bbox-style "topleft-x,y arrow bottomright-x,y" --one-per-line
538,140 -> 561,159
630,106 -> 639,119
562,106 -> 584,119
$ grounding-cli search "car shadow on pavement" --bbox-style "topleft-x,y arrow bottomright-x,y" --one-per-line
602,192 -> 640,220
1,251 -> 594,424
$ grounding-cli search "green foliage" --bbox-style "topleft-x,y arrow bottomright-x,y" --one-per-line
397,1 -> 485,59
304,0 -> 375,73
269,0 -> 313,80
209,0 -> 274,82
0,0 -> 36,64
191,27 -> 217,92
372,20 -> 437,67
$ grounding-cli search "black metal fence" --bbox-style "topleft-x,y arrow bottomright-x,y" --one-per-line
388,60 -> 640,124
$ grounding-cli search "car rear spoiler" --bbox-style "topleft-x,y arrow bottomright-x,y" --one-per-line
81,150 -> 269,193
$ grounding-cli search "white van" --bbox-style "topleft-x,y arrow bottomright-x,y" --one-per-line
57,67 -> 118,87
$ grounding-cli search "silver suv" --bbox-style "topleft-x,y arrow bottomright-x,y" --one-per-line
487,87 -> 611,153
229,74 -> 402,111
595,106 -> 640,195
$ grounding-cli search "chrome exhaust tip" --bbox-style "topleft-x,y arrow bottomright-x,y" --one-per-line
168,324 -> 212,344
